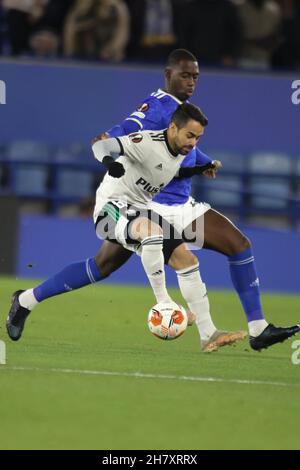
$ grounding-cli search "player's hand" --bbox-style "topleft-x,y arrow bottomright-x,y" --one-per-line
91,132 -> 109,146
202,160 -> 222,179
108,161 -> 125,178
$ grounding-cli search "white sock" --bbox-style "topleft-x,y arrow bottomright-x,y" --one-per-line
19,289 -> 39,311
176,263 -> 216,342
141,236 -> 172,304
248,319 -> 269,337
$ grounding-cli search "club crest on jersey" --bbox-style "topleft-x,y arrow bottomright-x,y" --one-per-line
137,103 -> 149,113
129,133 -> 143,143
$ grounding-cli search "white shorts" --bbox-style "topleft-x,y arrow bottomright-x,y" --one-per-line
94,198 -> 184,256
94,198 -> 141,252
148,197 -> 210,246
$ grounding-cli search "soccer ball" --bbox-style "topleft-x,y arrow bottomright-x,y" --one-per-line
147,302 -> 188,340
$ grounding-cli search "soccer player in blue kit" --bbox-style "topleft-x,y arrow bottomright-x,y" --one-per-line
91,49 -> 299,351
6,50 -> 299,352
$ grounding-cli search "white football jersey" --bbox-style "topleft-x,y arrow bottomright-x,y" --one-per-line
95,130 -> 186,208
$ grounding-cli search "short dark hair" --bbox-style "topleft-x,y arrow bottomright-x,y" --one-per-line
171,103 -> 208,129
166,49 -> 197,67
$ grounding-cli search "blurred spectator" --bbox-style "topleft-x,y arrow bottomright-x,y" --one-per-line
275,0 -> 293,16
63,0 -> 130,62
2,0 -> 299,71
3,0 -> 73,56
3,0 -> 48,55
272,0 -> 300,70
0,3 -> 5,54
125,0 -> 181,62
29,0 -> 74,57
236,0 -> 282,70
177,0 -> 242,67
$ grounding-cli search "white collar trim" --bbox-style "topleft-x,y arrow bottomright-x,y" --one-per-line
157,88 -> 183,105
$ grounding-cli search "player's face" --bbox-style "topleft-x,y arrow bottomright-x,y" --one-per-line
166,60 -> 200,101
172,120 -> 205,155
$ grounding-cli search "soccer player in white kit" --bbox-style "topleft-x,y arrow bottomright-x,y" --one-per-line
7,101 -> 299,351
92,104 -> 208,307
91,49 -> 299,352
6,103 -> 217,341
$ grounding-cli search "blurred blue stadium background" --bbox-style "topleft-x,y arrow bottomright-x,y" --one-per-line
0,60 -> 299,292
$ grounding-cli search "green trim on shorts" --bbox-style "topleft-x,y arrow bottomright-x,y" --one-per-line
103,203 -> 120,222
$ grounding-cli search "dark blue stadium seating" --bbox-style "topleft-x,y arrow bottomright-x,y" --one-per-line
0,142 -> 299,226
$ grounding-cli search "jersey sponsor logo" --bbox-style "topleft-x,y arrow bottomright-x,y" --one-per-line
129,132 -> 143,143
155,163 -> 163,170
137,103 -> 149,113
135,177 -> 164,194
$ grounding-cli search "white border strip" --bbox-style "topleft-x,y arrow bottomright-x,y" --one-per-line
1,366 -> 299,389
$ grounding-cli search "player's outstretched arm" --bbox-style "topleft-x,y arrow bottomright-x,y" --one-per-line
91,132 -> 109,145
92,116 -> 144,145
92,138 -> 125,178
194,148 -> 222,178
178,161 -> 220,178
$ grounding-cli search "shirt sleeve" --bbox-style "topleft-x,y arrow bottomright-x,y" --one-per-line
195,147 -> 212,165
107,119 -> 141,138
108,97 -> 164,138
92,137 -> 123,163
116,132 -> 149,164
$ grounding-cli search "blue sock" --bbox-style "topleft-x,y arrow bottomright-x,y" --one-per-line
34,258 -> 103,302
228,248 -> 264,322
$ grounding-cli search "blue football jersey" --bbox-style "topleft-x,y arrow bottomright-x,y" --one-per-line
107,89 -> 211,205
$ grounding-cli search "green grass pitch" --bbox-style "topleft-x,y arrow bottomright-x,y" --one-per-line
0,277 -> 300,450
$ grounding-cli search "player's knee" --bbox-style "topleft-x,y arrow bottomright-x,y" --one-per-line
239,234 -> 251,252
131,217 -> 162,242
147,223 -> 163,238
168,245 -> 198,271
229,234 -> 251,256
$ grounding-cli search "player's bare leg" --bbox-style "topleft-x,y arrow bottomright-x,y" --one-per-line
7,225 -> 184,341
94,240 -> 133,277
183,209 -> 300,351
6,241 -> 132,341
